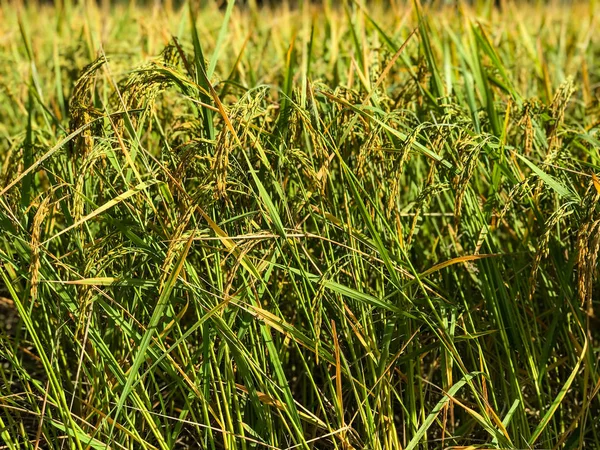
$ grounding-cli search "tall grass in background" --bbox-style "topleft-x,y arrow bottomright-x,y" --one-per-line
0,0 -> 599,448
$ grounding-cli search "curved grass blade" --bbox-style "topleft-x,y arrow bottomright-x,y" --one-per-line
110,231 -> 195,437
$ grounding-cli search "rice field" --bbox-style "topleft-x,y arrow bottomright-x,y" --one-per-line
1,0 -> 599,448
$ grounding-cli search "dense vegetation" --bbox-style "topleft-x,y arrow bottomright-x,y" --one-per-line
1,0 -> 599,448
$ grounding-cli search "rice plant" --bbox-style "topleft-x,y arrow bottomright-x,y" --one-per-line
0,0 -> 599,448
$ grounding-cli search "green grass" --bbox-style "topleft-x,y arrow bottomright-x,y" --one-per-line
1,0 -> 599,448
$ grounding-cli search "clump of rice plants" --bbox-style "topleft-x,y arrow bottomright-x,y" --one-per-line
1,0 -> 599,448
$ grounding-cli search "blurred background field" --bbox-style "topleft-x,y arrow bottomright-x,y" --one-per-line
1,0 -> 599,448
